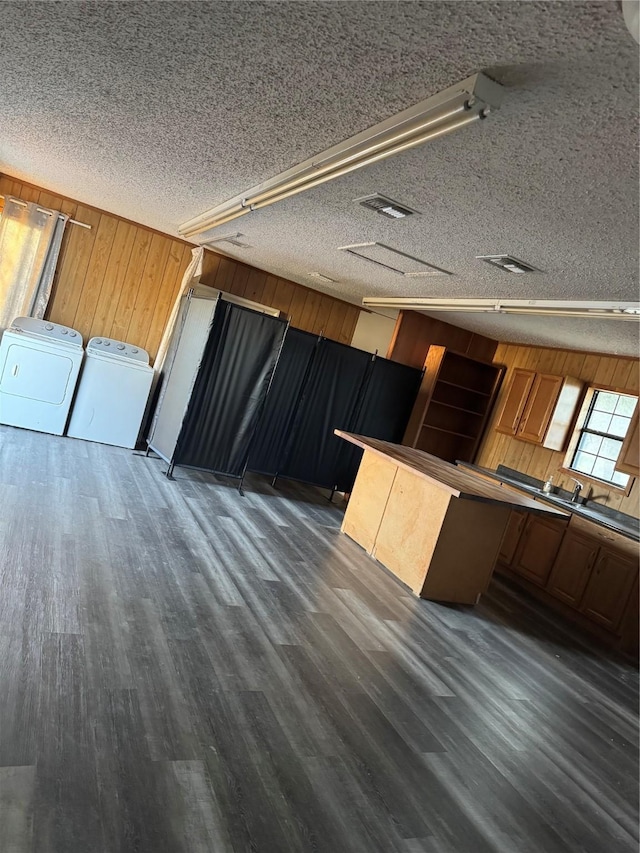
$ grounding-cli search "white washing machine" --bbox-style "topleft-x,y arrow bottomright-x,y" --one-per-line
0,316 -> 84,435
66,336 -> 154,449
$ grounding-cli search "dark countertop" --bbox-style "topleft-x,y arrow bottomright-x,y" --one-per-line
457,461 -> 640,543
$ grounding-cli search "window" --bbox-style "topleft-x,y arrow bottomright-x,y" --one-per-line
569,390 -> 637,488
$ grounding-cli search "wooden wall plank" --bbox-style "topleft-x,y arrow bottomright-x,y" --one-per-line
144,243 -> 192,358
243,269 -> 267,304
70,214 -> 120,333
286,286 -> 308,329
88,221 -> 137,342
126,233 -> 173,346
48,205 -> 102,329
108,228 -> 153,342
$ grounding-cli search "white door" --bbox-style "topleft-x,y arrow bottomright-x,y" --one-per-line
0,343 -> 74,405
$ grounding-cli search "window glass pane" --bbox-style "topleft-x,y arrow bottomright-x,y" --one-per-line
577,433 -> 602,454
609,415 -> 631,438
600,437 -> 623,461
612,470 -> 630,488
592,457 -> 615,481
573,451 -> 595,474
593,392 -> 617,413
586,410 -> 612,432
614,395 -> 637,417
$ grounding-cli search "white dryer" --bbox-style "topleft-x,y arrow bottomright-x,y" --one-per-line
67,336 -> 154,449
0,317 -> 84,436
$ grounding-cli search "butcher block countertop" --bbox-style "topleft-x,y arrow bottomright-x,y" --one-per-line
335,432 -> 567,518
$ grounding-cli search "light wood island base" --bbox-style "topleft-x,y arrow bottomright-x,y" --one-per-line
337,432 -> 568,605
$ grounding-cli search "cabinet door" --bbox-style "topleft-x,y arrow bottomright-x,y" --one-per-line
615,406 -> 639,477
499,510 -> 527,565
546,532 -> 599,607
579,548 -> 637,632
494,369 -> 535,436
516,373 -> 563,444
512,515 -> 566,586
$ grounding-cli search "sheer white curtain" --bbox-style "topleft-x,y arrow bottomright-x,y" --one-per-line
0,196 -> 69,331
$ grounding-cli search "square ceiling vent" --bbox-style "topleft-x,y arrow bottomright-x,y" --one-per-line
477,254 -> 539,273
356,194 -> 419,220
339,242 -> 450,276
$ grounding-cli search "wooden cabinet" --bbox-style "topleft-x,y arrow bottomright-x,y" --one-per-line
499,510 -> 527,564
494,369 -> 536,435
495,370 -> 583,451
616,406 -> 639,477
403,345 -> 503,464
546,531 -> 599,607
579,547 -> 637,632
512,514 -> 567,586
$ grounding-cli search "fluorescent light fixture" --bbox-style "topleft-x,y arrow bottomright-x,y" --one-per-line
361,298 -> 640,321
339,242 -> 451,276
179,72 -> 503,238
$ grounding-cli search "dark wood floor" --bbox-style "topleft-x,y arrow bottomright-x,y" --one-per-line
0,425 -> 638,853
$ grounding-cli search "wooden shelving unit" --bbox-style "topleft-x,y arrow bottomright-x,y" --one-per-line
403,345 -> 504,464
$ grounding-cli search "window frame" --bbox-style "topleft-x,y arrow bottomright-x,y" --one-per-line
562,384 -> 637,496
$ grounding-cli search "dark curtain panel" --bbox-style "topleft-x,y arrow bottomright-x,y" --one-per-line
174,301 -> 287,476
334,357 -> 423,490
280,339 -> 371,489
247,328 -> 319,476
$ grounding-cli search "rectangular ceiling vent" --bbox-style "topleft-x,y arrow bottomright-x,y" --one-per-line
205,232 -> 252,248
308,272 -> 336,283
477,254 -> 539,274
356,194 -> 419,220
339,242 -> 450,276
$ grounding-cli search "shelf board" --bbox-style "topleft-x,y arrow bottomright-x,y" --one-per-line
430,399 -> 484,417
421,424 -> 477,440
436,379 -> 492,397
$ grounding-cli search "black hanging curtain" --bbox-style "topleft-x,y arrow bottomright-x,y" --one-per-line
334,357 -> 423,490
247,328 -> 319,476
279,339 -> 372,490
174,300 -> 287,477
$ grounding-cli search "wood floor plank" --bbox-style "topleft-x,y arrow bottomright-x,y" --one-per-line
0,425 -> 637,852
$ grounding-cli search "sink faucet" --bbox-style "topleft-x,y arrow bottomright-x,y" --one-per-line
569,477 -> 584,503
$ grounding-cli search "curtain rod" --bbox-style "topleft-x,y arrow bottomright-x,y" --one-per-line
0,194 -> 92,229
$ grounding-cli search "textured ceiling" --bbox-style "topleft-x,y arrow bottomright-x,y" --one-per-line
1,1 -> 638,354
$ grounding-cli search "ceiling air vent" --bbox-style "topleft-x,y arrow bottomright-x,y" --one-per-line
308,272 -> 337,283
339,242 -> 450,276
477,254 -> 539,274
205,232 -> 252,249
356,194 -> 418,220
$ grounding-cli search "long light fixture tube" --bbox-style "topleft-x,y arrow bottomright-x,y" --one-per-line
179,72 -> 503,239
361,298 -> 640,321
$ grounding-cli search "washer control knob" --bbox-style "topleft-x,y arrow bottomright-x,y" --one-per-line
45,323 -> 54,331
104,341 -> 110,346
61,329 -> 68,334
132,348 -> 139,354
69,331 -> 77,337
94,339 -> 102,344
117,344 -> 125,350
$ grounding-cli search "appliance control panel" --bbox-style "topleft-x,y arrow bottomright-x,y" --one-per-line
10,316 -> 83,347
88,337 -> 150,365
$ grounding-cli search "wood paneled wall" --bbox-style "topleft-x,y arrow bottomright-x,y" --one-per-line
0,174 -> 361,361
198,252 -> 360,345
477,342 -> 640,517
387,310 -> 498,367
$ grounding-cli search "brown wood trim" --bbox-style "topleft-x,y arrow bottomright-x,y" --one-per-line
499,339 -> 640,362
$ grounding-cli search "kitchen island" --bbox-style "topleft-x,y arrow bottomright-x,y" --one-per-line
335,431 -> 568,604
